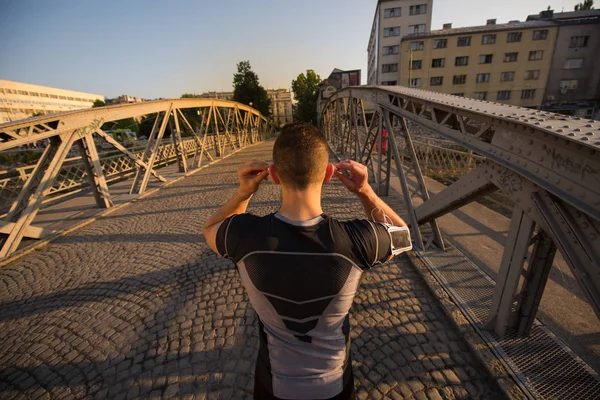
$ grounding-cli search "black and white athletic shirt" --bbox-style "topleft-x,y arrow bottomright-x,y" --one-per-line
216,212 -> 392,400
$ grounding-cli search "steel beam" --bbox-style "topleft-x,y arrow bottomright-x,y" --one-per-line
94,128 -> 167,184
486,207 -> 536,335
131,104 -> 173,194
399,117 -> 445,249
76,134 -> 113,208
382,107 -> 424,250
415,164 -> 497,224
171,109 -> 188,173
517,231 -> 557,335
533,192 -> 600,319
0,132 -> 76,258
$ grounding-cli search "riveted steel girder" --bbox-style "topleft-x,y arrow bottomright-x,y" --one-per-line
323,86 -> 600,336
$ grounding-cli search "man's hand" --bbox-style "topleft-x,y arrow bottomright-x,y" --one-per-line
334,160 -> 372,194
237,160 -> 270,199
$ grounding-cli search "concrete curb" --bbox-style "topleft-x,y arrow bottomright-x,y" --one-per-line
0,140 -> 269,268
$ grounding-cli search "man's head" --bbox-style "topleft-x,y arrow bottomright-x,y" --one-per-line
270,122 -> 333,190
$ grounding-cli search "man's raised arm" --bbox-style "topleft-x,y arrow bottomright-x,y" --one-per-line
202,160 -> 269,255
334,159 -> 406,227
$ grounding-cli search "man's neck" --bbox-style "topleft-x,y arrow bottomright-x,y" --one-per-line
278,185 -> 323,221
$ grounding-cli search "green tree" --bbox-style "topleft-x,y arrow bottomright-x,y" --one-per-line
232,61 -> 271,117
92,99 -> 106,107
291,70 -> 323,124
575,0 -> 594,10
181,93 -> 204,98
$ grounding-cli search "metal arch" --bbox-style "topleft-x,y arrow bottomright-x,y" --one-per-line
322,86 -> 600,336
0,99 -> 273,259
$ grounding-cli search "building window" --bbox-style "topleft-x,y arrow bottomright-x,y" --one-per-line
432,58 -> 446,68
410,41 -> 425,51
457,36 -> 472,47
384,7 -> 401,18
409,4 -> 428,15
410,78 -> 422,87
529,50 -> 544,60
453,75 -> 467,85
408,24 -> 426,34
504,52 -> 518,62
482,34 -> 497,45
497,90 -> 512,100
383,45 -> 400,55
564,58 -> 584,69
433,39 -> 447,49
476,73 -> 491,83
382,63 -> 399,73
569,35 -> 589,48
479,54 -> 493,64
411,60 -> 423,69
500,71 -> 515,81
17,90 -> 28,95
455,56 -> 469,66
507,32 -> 522,43
430,76 -> 444,86
521,89 -> 536,99
384,27 -> 401,37
533,30 -> 548,40
382,81 -> 398,86
525,70 -> 540,80
474,91 -> 488,100
560,79 -> 579,91
452,93 -> 465,97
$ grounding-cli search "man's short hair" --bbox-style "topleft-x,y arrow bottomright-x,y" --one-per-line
273,122 -> 329,190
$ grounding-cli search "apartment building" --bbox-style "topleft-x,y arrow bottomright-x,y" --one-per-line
268,89 -> 293,127
399,20 -> 558,108
528,10 -> 600,118
317,68 -> 362,121
368,0 -> 433,85
0,79 -> 103,123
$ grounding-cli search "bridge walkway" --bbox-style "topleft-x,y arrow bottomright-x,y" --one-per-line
0,139 -> 502,399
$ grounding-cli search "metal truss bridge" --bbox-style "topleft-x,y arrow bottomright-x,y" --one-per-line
0,89 -> 599,399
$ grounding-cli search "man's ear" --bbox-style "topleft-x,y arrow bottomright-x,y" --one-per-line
323,163 -> 335,183
269,164 -> 281,185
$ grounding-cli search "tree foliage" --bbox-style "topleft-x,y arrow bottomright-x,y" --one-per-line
181,93 -> 204,98
92,99 -> 106,107
291,70 -> 323,124
575,0 -> 594,10
232,61 -> 271,117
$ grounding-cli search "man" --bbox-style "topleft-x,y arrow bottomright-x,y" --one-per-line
203,122 -> 408,399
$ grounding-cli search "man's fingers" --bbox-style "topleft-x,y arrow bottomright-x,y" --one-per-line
334,170 -> 353,187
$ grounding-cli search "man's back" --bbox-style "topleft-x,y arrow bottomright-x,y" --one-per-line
216,212 -> 391,399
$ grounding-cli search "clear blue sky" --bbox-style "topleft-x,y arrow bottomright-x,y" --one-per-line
0,0 -> 583,99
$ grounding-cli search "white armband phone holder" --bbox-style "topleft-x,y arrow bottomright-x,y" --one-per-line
383,223 -> 412,255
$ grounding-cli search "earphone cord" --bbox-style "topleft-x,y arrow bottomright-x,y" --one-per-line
370,207 -> 394,225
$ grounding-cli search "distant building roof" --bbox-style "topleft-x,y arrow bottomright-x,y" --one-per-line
402,19 -> 556,41
527,9 -> 600,25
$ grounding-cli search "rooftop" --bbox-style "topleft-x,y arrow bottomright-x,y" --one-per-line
402,19 -> 556,41
527,9 -> 600,21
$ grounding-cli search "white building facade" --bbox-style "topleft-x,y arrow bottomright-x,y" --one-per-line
368,0 -> 434,86
0,80 -> 104,123
268,89 -> 293,127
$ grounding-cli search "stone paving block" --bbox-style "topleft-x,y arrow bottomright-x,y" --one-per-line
0,140 -> 503,399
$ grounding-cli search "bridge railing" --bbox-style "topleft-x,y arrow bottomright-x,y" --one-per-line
321,85 -> 600,337
0,137 -> 222,213
0,99 -> 275,258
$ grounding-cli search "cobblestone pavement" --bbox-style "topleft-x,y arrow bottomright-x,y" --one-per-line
0,139 -> 503,399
